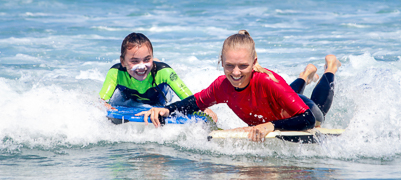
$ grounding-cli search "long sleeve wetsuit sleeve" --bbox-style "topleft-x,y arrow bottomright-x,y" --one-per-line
270,109 -> 315,131
99,66 -> 119,101
155,67 -> 193,100
164,95 -> 200,115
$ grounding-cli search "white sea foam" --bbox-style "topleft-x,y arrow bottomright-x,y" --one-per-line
2,1 -> 401,178
263,22 -> 305,29
275,9 -> 299,14
0,77 -> 213,150
135,26 -> 192,33
24,12 -> 49,17
0,54 -> 44,64
173,53 -> 401,158
15,53 -> 42,62
341,23 -> 371,28
1,0 -> 401,163
91,26 -> 132,32
75,69 -> 105,81
204,27 -> 237,38
3,51 -> 400,160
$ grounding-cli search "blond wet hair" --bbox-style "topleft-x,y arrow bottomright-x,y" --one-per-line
220,30 -> 278,82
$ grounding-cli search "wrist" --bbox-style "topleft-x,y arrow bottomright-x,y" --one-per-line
164,105 -> 174,115
258,122 -> 274,131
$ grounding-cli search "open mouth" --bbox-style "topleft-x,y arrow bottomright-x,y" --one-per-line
231,75 -> 243,81
135,70 -> 147,76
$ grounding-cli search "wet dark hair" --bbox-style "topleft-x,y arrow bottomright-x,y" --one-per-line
120,32 -> 153,59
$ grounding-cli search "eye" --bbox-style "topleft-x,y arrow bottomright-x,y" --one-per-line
239,65 -> 249,69
130,60 -> 139,64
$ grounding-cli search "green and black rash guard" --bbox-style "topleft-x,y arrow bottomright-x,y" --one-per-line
99,61 -> 192,106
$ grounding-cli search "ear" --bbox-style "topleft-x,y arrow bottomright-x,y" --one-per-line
253,57 -> 258,66
120,57 -> 126,67
220,55 -> 224,67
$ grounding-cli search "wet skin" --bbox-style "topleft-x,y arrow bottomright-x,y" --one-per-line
222,48 -> 256,89
120,46 -> 153,81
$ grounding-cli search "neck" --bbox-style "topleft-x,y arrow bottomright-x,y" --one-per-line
234,83 -> 249,92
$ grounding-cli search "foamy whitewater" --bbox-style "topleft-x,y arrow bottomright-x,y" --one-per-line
1,0 -> 401,179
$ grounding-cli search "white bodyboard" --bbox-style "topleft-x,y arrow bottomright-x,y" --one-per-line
207,128 -> 345,143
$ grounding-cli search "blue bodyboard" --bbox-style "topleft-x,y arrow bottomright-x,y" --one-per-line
107,106 -> 211,125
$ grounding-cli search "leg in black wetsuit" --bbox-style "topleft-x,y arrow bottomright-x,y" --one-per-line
310,73 -> 335,116
290,78 -> 307,94
289,72 -> 335,125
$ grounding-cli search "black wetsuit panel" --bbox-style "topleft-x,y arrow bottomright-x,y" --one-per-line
165,73 -> 335,131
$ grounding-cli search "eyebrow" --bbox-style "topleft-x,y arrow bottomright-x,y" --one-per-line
131,55 -> 152,60
226,62 -> 249,65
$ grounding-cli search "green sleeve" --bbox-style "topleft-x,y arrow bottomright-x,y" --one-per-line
155,68 -> 193,100
99,68 -> 118,101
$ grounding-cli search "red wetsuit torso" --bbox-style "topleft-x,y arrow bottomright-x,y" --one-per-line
194,70 -> 309,126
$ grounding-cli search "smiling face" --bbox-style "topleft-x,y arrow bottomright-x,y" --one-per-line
222,48 -> 257,88
120,45 -> 153,81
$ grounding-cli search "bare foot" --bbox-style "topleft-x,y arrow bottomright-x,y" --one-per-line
324,55 -> 341,74
299,64 -> 319,85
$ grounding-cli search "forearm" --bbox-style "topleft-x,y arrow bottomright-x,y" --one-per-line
164,95 -> 200,115
271,109 -> 315,131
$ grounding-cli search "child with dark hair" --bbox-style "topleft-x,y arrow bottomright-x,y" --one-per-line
100,32 -> 217,121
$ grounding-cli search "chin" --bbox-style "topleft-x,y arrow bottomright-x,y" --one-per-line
137,70 -> 152,80
134,74 -> 148,81
229,81 -> 241,88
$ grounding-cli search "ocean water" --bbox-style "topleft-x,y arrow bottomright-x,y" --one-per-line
1,0 -> 401,179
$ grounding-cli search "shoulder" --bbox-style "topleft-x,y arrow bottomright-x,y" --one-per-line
153,61 -> 175,78
214,75 -> 228,83
252,69 -> 291,94
153,62 -> 183,83
154,61 -> 172,71
253,69 -> 285,84
110,63 -> 126,71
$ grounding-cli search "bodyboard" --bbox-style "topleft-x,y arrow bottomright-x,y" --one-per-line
207,128 -> 345,143
107,106 -> 212,125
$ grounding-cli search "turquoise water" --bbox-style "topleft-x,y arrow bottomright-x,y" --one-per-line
1,0 -> 401,179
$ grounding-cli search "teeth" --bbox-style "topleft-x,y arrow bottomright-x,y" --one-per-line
232,76 -> 241,80
137,71 -> 146,75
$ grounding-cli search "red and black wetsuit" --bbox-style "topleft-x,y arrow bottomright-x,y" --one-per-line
195,70 -> 308,125
165,69 -> 335,131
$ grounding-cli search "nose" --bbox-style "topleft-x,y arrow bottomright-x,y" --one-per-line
232,66 -> 241,76
131,63 -> 147,71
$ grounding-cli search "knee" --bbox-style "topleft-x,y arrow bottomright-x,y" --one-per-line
299,94 -> 324,127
